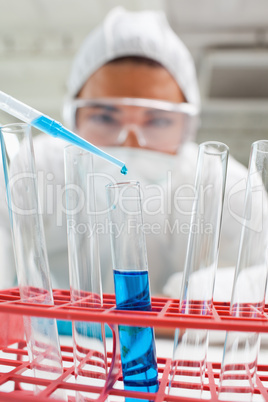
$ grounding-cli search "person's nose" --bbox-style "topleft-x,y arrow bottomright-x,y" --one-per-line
122,128 -> 141,148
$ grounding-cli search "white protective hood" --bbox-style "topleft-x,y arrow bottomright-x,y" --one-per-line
67,7 -> 200,110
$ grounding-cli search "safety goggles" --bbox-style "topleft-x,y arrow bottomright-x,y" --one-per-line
63,98 -> 199,154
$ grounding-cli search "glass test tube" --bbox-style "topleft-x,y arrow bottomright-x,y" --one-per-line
218,140 -> 268,401
0,123 -> 63,395
170,142 -> 229,399
64,145 -> 107,401
106,181 -> 159,402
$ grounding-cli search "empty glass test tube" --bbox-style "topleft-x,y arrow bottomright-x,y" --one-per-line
106,181 -> 159,402
64,145 -> 108,401
0,123 -> 63,395
218,140 -> 268,401
170,141 -> 229,399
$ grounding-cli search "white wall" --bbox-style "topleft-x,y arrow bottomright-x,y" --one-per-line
165,0 -> 268,165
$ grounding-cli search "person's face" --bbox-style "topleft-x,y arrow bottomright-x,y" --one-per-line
77,62 -> 186,154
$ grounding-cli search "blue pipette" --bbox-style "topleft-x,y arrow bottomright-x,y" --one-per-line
0,90 -> 127,175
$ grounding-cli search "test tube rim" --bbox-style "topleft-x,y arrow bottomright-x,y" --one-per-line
199,141 -> 229,156
105,180 -> 140,190
64,143 -> 93,156
0,122 -> 29,134
251,139 -> 268,153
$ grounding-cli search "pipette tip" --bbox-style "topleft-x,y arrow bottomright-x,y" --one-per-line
121,165 -> 128,175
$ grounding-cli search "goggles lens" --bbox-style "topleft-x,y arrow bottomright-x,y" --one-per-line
65,98 -> 199,154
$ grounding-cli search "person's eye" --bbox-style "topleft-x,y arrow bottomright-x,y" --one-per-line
90,114 -> 118,125
146,117 -> 173,128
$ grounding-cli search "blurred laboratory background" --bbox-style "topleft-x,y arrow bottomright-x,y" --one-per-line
0,0 -> 268,166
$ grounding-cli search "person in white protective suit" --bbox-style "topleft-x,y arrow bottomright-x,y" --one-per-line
0,7 -> 248,301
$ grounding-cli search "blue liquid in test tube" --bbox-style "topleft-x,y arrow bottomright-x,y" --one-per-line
114,270 -> 159,401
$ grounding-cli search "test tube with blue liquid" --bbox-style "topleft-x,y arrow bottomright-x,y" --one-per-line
106,181 -> 159,401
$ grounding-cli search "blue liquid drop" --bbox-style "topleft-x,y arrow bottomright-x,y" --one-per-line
113,270 -> 159,401
121,165 -> 128,175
